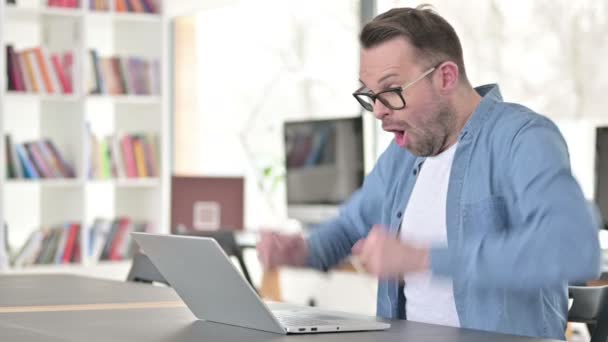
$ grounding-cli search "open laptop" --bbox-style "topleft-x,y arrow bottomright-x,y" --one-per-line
131,232 -> 390,334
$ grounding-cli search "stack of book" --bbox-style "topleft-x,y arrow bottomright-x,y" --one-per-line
5,45 -> 74,94
114,0 -> 158,14
88,217 -> 151,262
4,135 -> 76,179
10,217 -> 152,267
48,0 -> 79,8
87,50 -> 160,96
12,222 -> 83,267
87,128 -> 159,179
89,0 -> 109,11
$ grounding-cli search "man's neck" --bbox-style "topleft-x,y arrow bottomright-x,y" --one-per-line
443,85 -> 482,148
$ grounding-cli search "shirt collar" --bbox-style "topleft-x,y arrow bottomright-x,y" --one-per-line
459,83 -> 502,140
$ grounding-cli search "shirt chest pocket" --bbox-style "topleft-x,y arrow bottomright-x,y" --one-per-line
462,196 -> 511,236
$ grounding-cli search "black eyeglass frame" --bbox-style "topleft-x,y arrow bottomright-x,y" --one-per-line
352,62 -> 444,112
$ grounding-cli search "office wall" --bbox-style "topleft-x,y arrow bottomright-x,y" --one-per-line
172,0 -> 361,228
165,0 -> 238,18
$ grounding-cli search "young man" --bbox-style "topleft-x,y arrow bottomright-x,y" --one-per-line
257,6 -> 600,340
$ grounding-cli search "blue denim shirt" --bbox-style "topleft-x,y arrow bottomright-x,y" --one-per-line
306,84 -> 600,340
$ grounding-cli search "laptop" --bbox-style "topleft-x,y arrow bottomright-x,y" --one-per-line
131,232 -> 390,334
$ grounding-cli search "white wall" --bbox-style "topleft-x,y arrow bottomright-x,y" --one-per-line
164,0 -> 238,18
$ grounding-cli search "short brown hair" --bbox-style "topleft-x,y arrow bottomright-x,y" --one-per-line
360,5 -> 467,80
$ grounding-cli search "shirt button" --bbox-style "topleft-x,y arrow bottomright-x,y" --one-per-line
413,169 -> 417,175
397,212 -> 402,218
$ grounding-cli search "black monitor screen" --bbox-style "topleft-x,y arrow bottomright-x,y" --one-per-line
284,117 -> 364,205
596,127 -> 608,228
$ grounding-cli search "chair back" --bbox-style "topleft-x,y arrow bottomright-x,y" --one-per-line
569,285 -> 608,342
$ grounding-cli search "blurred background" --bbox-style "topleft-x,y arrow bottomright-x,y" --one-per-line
1,0 -> 606,340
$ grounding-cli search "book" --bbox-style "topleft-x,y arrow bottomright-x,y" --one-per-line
62,52 -> 74,93
142,135 -> 158,177
26,50 -> 45,93
89,50 -> 103,94
5,135 -> 16,178
62,223 -> 79,263
140,0 -> 156,13
14,143 -> 40,179
50,54 -> 68,93
111,134 -> 126,178
115,0 -> 127,12
37,141 -> 63,177
24,142 -> 54,178
6,46 -> 15,91
100,219 -> 120,260
17,52 -> 32,92
53,224 -> 70,264
132,136 -> 148,177
12,231 -> 44,267
10,137 -> 24,179
109,217 -> 131,260
41,48 -> 62,94
20,51 -> 38,92
128,0 -> 144,13
90,218 -> 112,261
121,135 -> 137,178
43,139 -> 76,178
32,47 -> 55,93
7,45 -> 26,91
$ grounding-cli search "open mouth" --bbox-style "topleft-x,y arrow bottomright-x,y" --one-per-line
385,129 -> 408,148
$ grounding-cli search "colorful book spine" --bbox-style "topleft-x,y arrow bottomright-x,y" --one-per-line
121,135 -> 138,178
32,47 -> 55,93
132,136 -> 148,177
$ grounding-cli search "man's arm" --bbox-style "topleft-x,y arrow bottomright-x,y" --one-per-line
431,118 -> 601,289
306,144 -> 395,271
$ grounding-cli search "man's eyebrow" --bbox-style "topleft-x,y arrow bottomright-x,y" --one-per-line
358,73 -> 400,90
378,73 -> 399,84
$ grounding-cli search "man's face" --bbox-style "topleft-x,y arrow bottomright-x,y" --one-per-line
359,37 -> 454,157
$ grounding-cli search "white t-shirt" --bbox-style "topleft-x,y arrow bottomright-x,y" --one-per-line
399,143 -> 459,327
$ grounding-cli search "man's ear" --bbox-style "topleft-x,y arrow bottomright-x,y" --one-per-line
435,61 -> 459,94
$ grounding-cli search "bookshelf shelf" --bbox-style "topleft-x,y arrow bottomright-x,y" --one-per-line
113,12 -> 161,23
114,178 -> 160,187
86,94 -> 161,104
5,91 -> 80,102
4,179 -> 82,187
87,11 -> 162,23
87,178 -> 160,187
0,0 -> 168,277
4,5 -> 83,20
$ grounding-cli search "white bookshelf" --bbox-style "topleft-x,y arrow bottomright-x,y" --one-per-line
0,0 -> 169,278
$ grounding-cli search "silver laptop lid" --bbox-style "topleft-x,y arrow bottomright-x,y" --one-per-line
131,233 -> 286,334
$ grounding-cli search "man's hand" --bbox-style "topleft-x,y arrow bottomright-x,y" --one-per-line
257,231 -> 309,271
352,225 -> 429,279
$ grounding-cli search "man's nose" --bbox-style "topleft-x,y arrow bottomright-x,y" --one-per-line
372,99 -> 390,120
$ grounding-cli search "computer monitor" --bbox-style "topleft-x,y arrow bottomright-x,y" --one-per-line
595,127 -> 608,229
284,116 -> 364,224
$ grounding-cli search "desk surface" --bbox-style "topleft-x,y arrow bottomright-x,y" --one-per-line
0,274 -> 561,342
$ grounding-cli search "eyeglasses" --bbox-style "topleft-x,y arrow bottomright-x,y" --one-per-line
353,63 -> 441,112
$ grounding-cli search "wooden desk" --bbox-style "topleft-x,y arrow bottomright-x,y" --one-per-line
0,274 -> 563,342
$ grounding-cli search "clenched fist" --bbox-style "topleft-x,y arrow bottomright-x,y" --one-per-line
352,225 -> 429,279
257,231 -> 309,270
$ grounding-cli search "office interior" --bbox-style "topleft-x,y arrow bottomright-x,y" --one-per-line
0,0 -> 607,341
